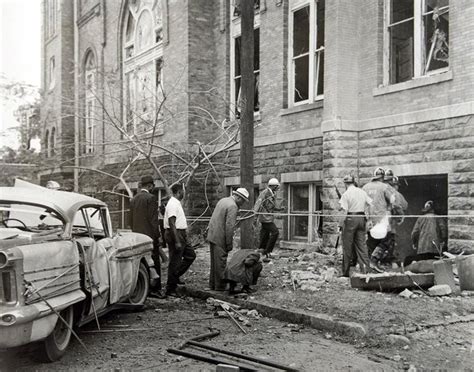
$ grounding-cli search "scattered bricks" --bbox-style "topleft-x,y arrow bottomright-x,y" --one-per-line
428,284 -> 452,296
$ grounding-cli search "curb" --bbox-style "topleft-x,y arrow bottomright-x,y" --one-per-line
179,286 -> 367,339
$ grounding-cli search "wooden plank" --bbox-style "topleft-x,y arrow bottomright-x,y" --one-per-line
350,273 -> 434,290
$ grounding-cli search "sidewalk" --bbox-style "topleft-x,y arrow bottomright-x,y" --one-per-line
176,244 -> 474,368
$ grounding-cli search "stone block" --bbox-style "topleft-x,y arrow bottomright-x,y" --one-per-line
449,184 -> 469,197
428,284 -> 452,296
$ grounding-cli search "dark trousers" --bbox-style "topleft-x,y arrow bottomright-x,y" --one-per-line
368,232 -> 393,262
209,243 -> 228,291
250,262 -> 263,285
152,240 -> 162,290
342,216 -> 370,277
165,229 -> 196,291
259,222 -> 279,254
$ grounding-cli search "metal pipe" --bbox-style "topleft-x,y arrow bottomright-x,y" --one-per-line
167,348 -> 258,372
177,330 -> 220,350
187,341 -> 300,372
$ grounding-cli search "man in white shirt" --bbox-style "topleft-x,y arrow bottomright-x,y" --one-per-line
339,175 -> 373,277
164,183 -> 196,296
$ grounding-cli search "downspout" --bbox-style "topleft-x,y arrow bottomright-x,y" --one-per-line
73,0 -> 79,192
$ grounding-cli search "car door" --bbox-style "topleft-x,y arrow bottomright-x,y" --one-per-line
73,206 -> 112,314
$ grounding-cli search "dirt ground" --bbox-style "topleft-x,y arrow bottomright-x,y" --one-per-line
2,245 -> 473,371
186,245 -> 474,370
1,297 -> 393,371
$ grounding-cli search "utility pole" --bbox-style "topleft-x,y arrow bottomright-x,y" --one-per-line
240,0 -> 255,249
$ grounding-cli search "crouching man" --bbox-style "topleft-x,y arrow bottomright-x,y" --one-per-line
225,250 -> 262,294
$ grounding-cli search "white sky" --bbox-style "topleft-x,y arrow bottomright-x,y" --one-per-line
1,0 -> 41,86
0,0 -> 41,148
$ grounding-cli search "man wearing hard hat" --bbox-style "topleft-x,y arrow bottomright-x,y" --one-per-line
207,187 -> 249,291
362,167 -> 396,271
254,178 -> 284,259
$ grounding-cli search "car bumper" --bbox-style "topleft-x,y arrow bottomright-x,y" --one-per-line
0,290 -> 85,348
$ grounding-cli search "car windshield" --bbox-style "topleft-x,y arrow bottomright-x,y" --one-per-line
0,202 -> 64,236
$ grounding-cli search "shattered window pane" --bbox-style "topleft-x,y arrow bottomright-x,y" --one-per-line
423,0 -> 449,73
387,0 -> 449,84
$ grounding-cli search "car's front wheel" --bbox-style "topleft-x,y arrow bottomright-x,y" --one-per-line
129,262 -> 150,305
41,305 -> 74,362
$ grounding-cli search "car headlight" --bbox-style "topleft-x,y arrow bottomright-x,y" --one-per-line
1,314 -> 16,324
0,252 -> 9,269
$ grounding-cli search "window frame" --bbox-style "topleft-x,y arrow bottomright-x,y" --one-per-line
230,2 -> 261,119
122,2 -> 164,135
288,0 -> 324,108
383,0 -> 450,86
287,182 -> 322,243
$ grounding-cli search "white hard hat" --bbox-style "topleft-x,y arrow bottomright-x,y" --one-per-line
46,180 -> 61,190
268,178 -> 280,186
233,187 -> 249,201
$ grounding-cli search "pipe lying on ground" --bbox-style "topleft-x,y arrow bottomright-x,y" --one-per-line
186,340 -> 300,372
167,347 -> 258,372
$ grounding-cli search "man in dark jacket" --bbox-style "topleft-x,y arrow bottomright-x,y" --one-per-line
129,175 -> 162,293
225,249 -> 262,294
207,188 -> 249,291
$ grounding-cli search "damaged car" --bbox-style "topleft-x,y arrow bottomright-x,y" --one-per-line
0,180 -> 159,361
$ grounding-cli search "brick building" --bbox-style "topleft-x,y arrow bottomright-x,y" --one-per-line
40,0 -> 474,254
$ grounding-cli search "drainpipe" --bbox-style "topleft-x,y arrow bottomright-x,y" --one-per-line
73,0 -> 79,192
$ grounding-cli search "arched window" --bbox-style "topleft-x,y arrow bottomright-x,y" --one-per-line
123,0 -> 164,134
44,129 -> 50,157
50,127 -> 56,156
84,51 -> 96,153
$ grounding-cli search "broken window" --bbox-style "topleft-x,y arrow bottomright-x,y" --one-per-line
123,0 -> 164,134
233,29 -> 260,117
289,0 -> 325,106
386,0 -> 449,85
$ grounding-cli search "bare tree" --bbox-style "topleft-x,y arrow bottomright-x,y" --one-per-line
39,65 -> 242,215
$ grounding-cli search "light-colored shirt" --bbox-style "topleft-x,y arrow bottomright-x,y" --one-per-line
164,196 -> 187,229
339,185 -> 372,213
362,180 -> 395,224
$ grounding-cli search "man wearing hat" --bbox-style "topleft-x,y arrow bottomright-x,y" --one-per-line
383,171 -> 408,266
409,200 -> 447,264
129,175 -> 162,292
339,175 -> 373,276
362,167 -> 396,271
207,187 -> 249,291
253,178 -> 284,258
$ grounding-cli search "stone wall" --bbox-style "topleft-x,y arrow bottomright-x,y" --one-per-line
358,115 -> 474,254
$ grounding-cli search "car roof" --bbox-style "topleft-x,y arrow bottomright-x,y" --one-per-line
0,179 -> 106,223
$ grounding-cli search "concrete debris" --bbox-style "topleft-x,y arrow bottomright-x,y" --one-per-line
428,284 -> 452,296
387,334 -> 411,346
290,267 -> 336,291
399,289 -> 415,299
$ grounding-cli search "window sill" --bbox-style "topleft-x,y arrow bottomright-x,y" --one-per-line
373,70 -> 453,96
280,100 -> 323,117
